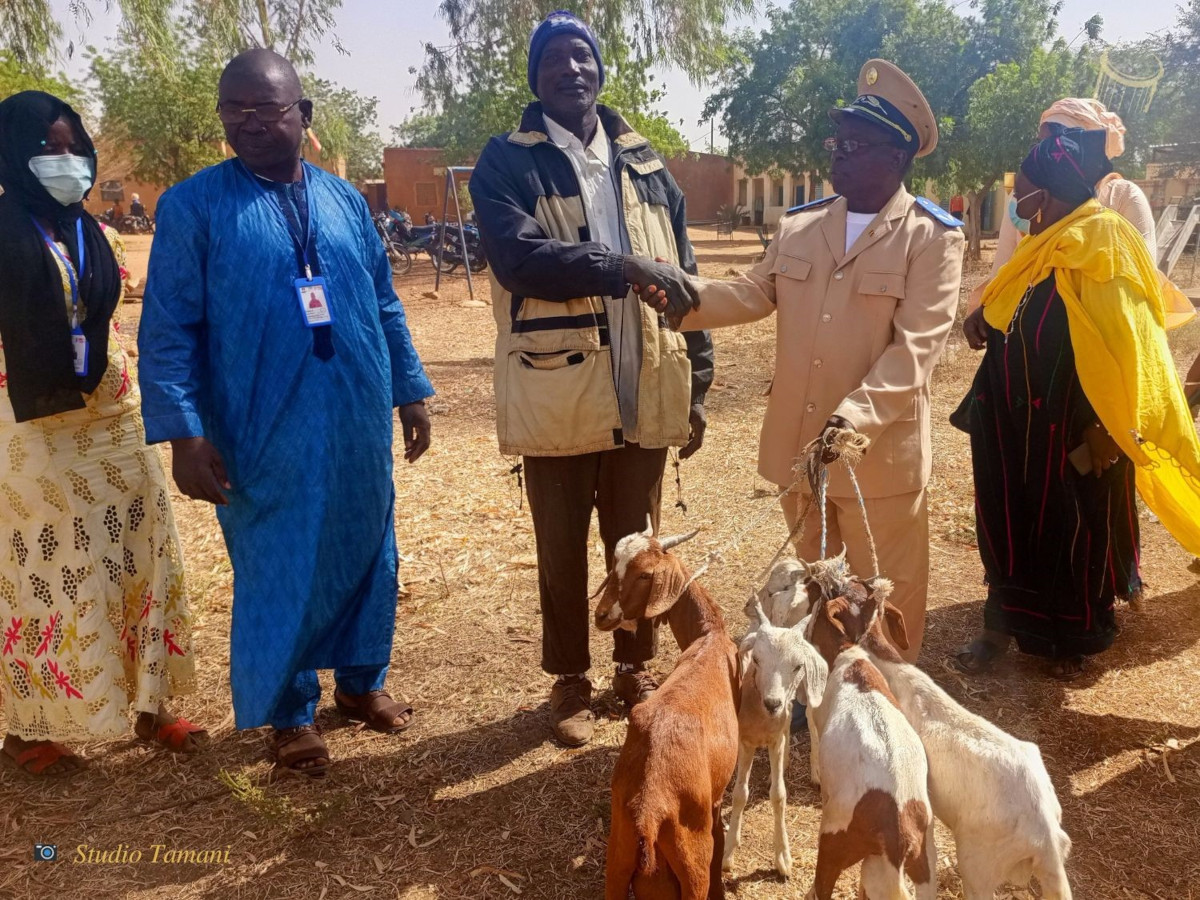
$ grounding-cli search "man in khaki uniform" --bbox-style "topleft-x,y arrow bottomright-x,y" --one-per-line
642,59 -> 964,661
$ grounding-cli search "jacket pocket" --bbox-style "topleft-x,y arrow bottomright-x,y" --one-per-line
518,349 -> 590,370
858,271 -> 905,299
771,254 -> 812,282
502,348 -> 622,453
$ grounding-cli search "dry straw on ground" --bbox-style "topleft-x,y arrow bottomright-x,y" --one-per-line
2,228 -> 1198,899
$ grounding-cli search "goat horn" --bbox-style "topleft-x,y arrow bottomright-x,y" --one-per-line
798,558 -> 813,579
641,514 -> 654,538
658,528 -> 701,551
833,543 -> 848,564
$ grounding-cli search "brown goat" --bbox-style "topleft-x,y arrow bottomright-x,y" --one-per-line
595,526 -> 739,900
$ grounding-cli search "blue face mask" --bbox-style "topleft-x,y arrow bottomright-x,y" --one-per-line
28,153 -> 95,206
1007,189 -> 1041,235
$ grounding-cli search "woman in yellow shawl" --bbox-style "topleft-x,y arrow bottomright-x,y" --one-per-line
952,128 -> 1200,679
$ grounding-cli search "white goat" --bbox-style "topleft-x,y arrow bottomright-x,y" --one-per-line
757,558 -> 816,628
724,596 -> 827,877
805,583 -> 937,900
844,595 -> 1073,899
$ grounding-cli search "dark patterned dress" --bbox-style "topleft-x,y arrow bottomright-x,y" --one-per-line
951,274 -> 1140,658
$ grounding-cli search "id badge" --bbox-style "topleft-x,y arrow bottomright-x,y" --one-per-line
71,328 -> 88,376
294,276 -> 333,327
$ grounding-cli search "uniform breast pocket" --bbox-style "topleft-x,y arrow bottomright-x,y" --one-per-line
772,253 -> 812,284
857,270 -> 905,323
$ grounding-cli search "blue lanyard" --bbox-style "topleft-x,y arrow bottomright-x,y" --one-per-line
246,162 -> 318,279
32,218 -> 86,323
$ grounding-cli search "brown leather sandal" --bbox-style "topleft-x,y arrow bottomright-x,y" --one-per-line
333,688 -> 414,733
273,725 -> 329,777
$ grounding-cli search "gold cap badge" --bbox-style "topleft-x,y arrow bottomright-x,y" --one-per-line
865,66 -> 878,85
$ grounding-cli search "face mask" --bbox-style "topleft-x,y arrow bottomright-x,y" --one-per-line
28,154 -> 95,206
1007,189 -> 1041,235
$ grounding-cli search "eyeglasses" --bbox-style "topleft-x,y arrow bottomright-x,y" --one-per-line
823,137 -> 892,154
216,99 -> 304,125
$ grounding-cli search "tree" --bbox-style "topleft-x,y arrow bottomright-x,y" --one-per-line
402,0 -> 745,159
185,0 -> 345,65
0,51 -> 80,103
304,76 -> 383,181
89,39 -> 227,185
949,44 -> 1083,257
0,0 -> 59,63
420,0 -> 754,90
706,0 -> 1075,257
0,1 -> 179,64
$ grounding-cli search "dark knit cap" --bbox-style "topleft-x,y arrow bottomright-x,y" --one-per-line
527,10 -> 605,96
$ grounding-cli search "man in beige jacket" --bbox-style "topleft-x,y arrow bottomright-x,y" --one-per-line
641,60 -> 964,661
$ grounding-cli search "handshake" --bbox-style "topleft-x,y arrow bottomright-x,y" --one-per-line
623,256 -> 699,330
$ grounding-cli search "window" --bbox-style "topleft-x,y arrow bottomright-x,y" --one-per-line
737,178 -> 748,206
772,178 -> 784,207
813,181 -> 824,200
415,181 -> 438,208
793,184 -> 806,207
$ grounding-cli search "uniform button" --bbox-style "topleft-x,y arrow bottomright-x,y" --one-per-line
833,271 -> 844,280
879,283 -> 887,291
780,264 -> 789,273
813,359 -> 823,368
806,403 -> 816,413
821,313 -> 832,322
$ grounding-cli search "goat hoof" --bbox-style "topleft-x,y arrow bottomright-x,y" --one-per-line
775,851 -> 792,878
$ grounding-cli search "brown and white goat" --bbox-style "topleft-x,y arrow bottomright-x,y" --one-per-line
595,523 -> 739,900
833,591 -> 1073,900
804,580 -> 936,900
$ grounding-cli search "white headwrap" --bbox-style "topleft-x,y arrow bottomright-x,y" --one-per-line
1040,98 -> 1126,158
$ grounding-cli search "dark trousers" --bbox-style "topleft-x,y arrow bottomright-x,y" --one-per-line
523,444 -> 667,675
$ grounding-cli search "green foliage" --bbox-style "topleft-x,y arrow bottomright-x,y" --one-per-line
952,45 -> 1081,193
89,38 -> 227,185
303,76 -> 383,181
0,0 -> 60,64
421,0 -> 753,89
80,3 -> 383,188
402,0 -> 742,159
708,0 -> 1067,182
0,51 -> 80,103
1140,5 -> 1200,174
185,0 -> 345,65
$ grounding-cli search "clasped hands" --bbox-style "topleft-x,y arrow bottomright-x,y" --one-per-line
624,256 -> 698,328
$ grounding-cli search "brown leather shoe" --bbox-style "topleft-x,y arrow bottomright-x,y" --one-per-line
613,667 -> 659,708
550,676 -> 594,746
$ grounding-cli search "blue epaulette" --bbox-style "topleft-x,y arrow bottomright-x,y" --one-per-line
914,196 -> 963,227
784,195 -> 840,216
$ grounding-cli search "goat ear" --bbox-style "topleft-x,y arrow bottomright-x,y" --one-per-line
644,556 -> 687,619
744,592 -> 766,629
800,640 -> 829,709
882,601 -> 909,651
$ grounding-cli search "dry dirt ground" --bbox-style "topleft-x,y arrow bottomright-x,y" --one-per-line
2,227 -> 1199,900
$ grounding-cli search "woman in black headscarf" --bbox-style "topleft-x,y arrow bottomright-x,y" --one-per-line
952,128 -> 1200,679
0,92 -> 204,776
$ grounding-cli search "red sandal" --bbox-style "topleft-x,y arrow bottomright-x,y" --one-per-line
2,740 -> 84,778
138,716 -> 208,753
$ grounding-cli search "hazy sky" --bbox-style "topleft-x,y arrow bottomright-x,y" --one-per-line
49,0 -> 1178,151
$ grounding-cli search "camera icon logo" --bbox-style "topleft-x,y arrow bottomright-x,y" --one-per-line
34,844 -> 57,862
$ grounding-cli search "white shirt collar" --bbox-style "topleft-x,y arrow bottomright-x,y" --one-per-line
543,114 -> 611,168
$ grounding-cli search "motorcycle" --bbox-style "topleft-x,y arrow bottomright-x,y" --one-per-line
374,211 -> 415,275
437,220 -> 488,274
98,208 -> 155,235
